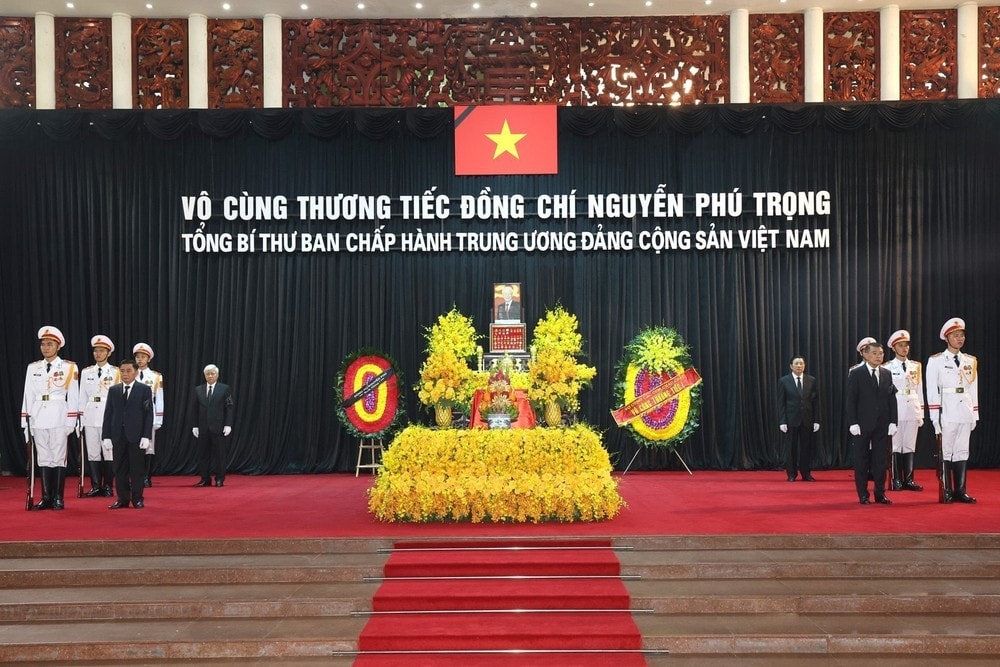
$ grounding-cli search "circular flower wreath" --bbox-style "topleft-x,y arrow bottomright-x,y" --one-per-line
336,348 -> 406,440
613,327 -> 702,450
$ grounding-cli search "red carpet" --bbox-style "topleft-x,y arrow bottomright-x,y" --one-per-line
2,470 -> 999,542
355,539 -> 646,665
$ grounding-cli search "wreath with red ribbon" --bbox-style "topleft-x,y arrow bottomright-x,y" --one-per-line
336,348 -> 406,439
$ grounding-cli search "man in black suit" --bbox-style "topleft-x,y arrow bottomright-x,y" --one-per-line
777,356 -> 820,482
191,364 -> 234,487
495,284 -> 521,322
846,342 -> 898,505
101,358 -> 153,509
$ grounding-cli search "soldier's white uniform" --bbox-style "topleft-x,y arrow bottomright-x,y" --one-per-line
885,356 -> 924,454
133,343 -> 164,487
21,326 -> 80,510
925,317 -> 978,504
79,335 -> 119,496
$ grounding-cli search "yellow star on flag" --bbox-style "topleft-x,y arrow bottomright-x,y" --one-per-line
486,120 -> 527,160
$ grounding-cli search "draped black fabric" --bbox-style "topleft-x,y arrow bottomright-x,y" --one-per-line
1,101 -> 998,477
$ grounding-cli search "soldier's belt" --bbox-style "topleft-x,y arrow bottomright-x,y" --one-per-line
90,397 -> 102,402
941,387 -> 965,394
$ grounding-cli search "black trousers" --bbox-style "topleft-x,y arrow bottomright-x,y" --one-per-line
198,431 -> 229,482
853,430 -> 889,499
785,423 -> 814,478
113,439 -> 145,504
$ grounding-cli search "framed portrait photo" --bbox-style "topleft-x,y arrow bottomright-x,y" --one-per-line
493,283 -> 522,323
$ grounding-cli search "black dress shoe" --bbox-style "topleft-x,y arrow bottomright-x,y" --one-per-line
215,480 -> 224,487
875,497 -> 892,505
108,500 -> 129,509
859,497 -> 870,505
194,480 -> 211,487
802,475 -> 817,482
787,476 -> 796,482
134,500 -> 144,509
83,487 -> 103,497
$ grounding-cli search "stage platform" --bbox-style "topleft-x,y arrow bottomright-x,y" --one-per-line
2,469 -> 998,542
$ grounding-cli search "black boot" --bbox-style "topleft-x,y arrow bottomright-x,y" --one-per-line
32,467 -> 54,510
901,453 -> 923,491
891,453 -> 902,490
84,462 -> 104,497
52,467 -> 66,510
941,462 -> 953,504
952,461 -> 977,504
102,461 -> 115,496
144,454 -> 154,488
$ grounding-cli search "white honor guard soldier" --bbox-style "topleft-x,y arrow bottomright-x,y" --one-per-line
926,318 -> 979,504
79,336 -> 119,497
21,326 -> 80,510
885,330 -> 924,492
132,343 -> 164,487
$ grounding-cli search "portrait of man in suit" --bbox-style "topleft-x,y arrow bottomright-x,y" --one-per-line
101,358 -> 154,509
494,283 -> 522,322
846,342 -> 898,505
191,364 -> 235,487
777,356 -> 820,483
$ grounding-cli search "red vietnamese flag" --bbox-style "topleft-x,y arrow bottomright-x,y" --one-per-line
454,105 -> 558,176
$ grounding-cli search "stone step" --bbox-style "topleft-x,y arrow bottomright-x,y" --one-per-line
1,536 -> 998,663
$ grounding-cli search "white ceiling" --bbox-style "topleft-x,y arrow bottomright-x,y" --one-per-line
0,0 -> 960,21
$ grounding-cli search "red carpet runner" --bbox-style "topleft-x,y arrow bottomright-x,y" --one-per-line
355,539 -> 647,666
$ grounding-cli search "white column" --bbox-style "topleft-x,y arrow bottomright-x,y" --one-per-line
957,2 -> 979,99
730,9 -> 750,103
111,12 -> 132,109
188,13 -> 209,108
880,5 -> 900,101
35,12 -> 55,109
804,7 -> 825,103
263,13 -> 283,108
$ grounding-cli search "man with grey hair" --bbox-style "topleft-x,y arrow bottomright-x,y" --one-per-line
191,364 -> 234,487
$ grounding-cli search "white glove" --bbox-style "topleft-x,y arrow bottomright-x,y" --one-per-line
779,424 -> 788,433
102,439 -> 113,455
192,427 -> 200,438
933,421 -> 942,435
154,424 -> 161,431
139,438 -> 150,450
849,424 -> 861,436
918,418 -> 924,428
887,423 -> 897,437
223,426 -> 231,437
971,421 -> 977,432
23,427 -> 30,443
812,423 -> 820,433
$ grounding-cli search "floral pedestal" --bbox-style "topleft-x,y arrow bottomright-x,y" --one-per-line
368,425 -> 623,523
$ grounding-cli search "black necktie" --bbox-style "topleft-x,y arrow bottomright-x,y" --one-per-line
140,371 -> 144,380
796,376 -> 802,392
207,385 -> 213,401
97,367 -> 102,378
954,354 -> 960,369
46,362 -> 51,374
871,368 -> 877,387
123,385 -> 130,401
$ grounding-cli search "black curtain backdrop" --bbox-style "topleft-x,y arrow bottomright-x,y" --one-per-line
1,102 -> 997,477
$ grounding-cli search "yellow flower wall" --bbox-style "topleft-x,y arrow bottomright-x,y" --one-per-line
368,424 -> 624,523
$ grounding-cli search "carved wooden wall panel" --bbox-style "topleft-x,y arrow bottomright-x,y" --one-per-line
899,10 -> 956,100
981,7 -> 1000,98
134,19 -> 188,109
0,18 -> 34,108
824,12 -> 879,102
576,17 -> 729,105
750,13 -> 804,103
55,18 -> 112,109
209,19 -> 263,108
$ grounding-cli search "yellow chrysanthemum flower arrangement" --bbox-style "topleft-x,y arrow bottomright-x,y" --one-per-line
527,306 -> 597,412
368,425 -> 624,523
416,308 -> 481,413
